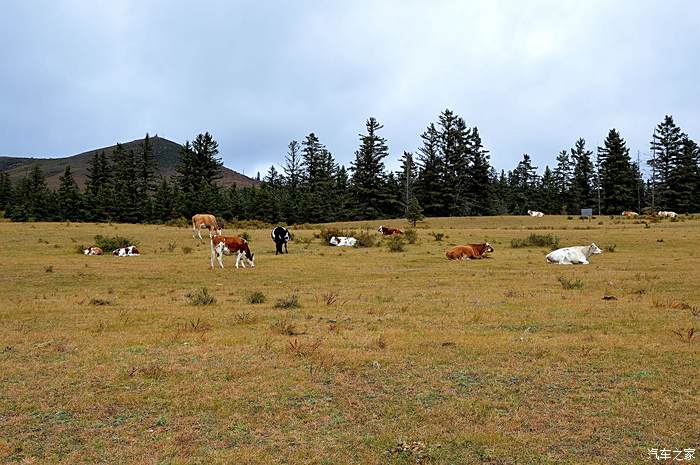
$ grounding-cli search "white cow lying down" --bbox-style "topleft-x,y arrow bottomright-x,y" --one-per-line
330,236 -> 357,247
546,243 -> 602,265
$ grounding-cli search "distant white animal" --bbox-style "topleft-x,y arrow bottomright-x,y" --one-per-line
527,210 -> 544,217
546,243 -> 602,265
657,211 -> 678,218
330,236 -> 357,247
112,246 -> 140,257
621,211 -> 639,217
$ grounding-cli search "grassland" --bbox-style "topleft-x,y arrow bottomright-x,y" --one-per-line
0,216 -> 698,464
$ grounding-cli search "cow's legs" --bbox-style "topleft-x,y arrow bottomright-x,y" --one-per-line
284,242 -> 288,254
197,228 -> 203,241
239,251 -> 247,268
217,252 -> 224,269
235,252 -> 241,268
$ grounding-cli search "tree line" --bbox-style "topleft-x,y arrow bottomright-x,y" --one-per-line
1,112 -> 698,224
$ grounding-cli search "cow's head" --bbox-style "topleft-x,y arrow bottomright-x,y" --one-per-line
589,243 -> 603,255
484,242 -> 494,253
377,225 -> 384,233
245,251 -> 255,267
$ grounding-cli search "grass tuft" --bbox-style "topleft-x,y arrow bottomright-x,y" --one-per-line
94,234 -> 137,251
247,291 -> 266,304
558,276 -> 584,290
274,292 -> 300,309
185,288 -> 216,306
511,233 -> 559,249
386,235 -> 406,252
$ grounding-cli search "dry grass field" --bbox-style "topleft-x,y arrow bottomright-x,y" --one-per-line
1,216 -> 698,464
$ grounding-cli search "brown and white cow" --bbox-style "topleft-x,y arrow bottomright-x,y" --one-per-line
192,214 -> 223,241
210,235 -> 255,269
83,247 -> 103,256
378,225 -> 404,235
112,246 -> 140,256
621,211 -> 639,217
446,243 -> 494,260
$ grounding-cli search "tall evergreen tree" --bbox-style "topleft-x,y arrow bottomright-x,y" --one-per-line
569,138 -> 595,213
649,115 -> 683,210
136,133 -> 157,219
465,126 -> 493,215
598,129 -> 636,214
7,165 -> 53,221
553,149 -> 573,213
438,109 -> 471,215
415,123 -> 445,216
301,133 -> 338,222
85,150 -> 113,220
0,172 -> 12,211
539,166 -> 559,214
282,140 -> 303,224
397,151 -> 418,216
175,133 -> 224,217
112,144 -> 140,222
349,118 -> 390,220
56,166 -> 83,221
670,136 -> 700,212
508,154 -> 539,214
152,177 -> 176,222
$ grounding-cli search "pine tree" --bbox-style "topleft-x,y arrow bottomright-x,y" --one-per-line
349,118 -> 390,220
553,149 -> 573,213
465,126 -> 493,215
415,123 -> 445,216
85,151 -> 113,220
397,151 -> 418,215
301,133 -> 337,222
175,133 -> 224,217
0,172 -> 12,211
282,140 -> 302,224
112,144 -> 140,222
257,165 -> 285,223
598,129 -> 636,214
670,136 -> 700,213
570,138 -> 595,213
649,115 -> 683,210
56,166 -> 83,221
508,154 -> 539,214
136,133 -> 157,220
152,177 -> 175,222
405,195 -> 424,227
539,166 -> 559,214
438,109 -> 471,215
7,165 -> 53,221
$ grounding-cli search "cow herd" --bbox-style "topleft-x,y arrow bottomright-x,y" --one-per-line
82,209 -> 684,267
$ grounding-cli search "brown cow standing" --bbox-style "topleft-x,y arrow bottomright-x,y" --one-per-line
192,214 -> 223,241
378,225 -> 404,235
210,235 -> 255,269
446,243 -> 494,260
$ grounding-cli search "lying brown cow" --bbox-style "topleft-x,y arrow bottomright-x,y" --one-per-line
378,225 -> 404,235
446,243 -> 494,260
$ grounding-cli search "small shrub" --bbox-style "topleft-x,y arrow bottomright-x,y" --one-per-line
511,233 -> 559,249
186,288 -> 216,306
94,235 -> 137,251
248,291 -> 266,304
275,292 -> 300,309
167,242 -> 177,252
386,235 -> 406,252
295,236 -> 312,246
89,297 -> 112,306
354,229 -> 377,248
233,312 -> 257,325
558,276 -> 584,290
44,265 -> 54,273
239,232 -> 251,241
605,244 -> 617,252
567,216 -> 573,220
181,246 -> 193,254
270,319 -> 302,335
430,232 -> 445,241
404,229 -> 418,244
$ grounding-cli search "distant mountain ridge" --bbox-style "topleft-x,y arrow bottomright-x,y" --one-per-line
0,136 -> 259,189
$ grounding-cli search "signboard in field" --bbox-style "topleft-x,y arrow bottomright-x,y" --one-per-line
581,208 -> 593,217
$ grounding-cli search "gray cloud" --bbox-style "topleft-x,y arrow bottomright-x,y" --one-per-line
1,0 -> 699,177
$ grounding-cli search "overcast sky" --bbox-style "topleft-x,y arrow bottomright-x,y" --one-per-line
1,1 -> 698,177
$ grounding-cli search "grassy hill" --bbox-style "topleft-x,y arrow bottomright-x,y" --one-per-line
0,136 -> 259,189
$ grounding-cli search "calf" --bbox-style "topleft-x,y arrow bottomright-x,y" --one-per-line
112,246 -> 140,257
446,243 -> 494,260
657,211 -> 678,218
210,235 -> 255,269
83,247 -> 103,256
546,243 -> 602,265
527,210 -> 544,217
378,225 -> 404,235
621,211 -> 639,217
192,214 -> 223,241
271,226 -> 292,255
